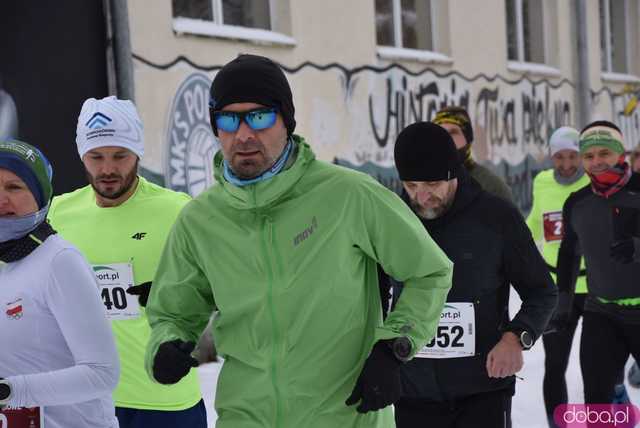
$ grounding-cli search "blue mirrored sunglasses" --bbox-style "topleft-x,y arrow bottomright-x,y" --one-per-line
212,108 -> 278,133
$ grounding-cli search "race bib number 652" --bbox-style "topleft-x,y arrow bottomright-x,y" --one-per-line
92,263 -> 140,321
415,302 -> 475,359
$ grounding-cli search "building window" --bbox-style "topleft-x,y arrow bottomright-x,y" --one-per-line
600,0 -> 630,74
172,0 -> 271,30
505,0 -> 545,64
375,0 -> 434,51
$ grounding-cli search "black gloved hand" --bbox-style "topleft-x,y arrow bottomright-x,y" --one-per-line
127,281 -> 152,307
345,340 -> 402,413
610,239 -> 635,264
544,291 -> 571,335
152,340 -> 199,385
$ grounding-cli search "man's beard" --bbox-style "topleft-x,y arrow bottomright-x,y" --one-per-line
229,142 -> 275,179
86,160 -> 138,200
410,187 -> 455,220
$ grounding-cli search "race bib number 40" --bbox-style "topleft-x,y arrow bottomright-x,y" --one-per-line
92,263 -> 140,321
415,302 -> 475,359
0,406 -> 43,428
543,211 -> 563,242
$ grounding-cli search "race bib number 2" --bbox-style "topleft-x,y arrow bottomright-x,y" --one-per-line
415,302 -> 475,359
92,263 -> 140,321
543,211 -> 563,242
0,406 -> 43,428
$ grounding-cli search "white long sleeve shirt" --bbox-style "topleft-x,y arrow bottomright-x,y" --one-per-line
0,235 -> 120,428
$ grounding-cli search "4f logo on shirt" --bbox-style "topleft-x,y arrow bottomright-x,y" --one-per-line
131,232 -> 147,240
5,298 -> 23,320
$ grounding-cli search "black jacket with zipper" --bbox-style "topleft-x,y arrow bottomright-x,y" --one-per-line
557,172 -> 640,323
383,171 -> 557,401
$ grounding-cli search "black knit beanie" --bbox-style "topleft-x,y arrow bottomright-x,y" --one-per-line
433,106 -> 474,144
394,122 -> 460,182
209,54 -> 296,136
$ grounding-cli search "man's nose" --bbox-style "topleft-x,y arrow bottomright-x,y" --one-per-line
0,189 -> 9,206
416,189 -> 433,202
234,120 -> 256,143
100,159 -> 118,175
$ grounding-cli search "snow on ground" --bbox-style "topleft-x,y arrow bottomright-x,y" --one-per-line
197,289 -> 640,427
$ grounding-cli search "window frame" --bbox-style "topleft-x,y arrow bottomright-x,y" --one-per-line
375,0 -> 452,64
172,0 -> 295,46
600,0 -> 631,74
506,0 -> 546,64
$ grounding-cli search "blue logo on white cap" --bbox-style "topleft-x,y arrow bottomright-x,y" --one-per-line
86,112 -> 112,129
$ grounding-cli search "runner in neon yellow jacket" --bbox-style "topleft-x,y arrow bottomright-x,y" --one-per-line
145,135 -> 453,427
527,169 -> 589,293
526,126 -> 590,426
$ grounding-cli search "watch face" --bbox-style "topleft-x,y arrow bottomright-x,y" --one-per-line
520,331 -> 533,348
393,337 -> 412,359
0,382 -> 10,400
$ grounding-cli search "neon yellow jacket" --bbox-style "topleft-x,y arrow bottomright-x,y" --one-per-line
526,169 -> 589,293
48,177 -> 201,410
145,137 -> 453,428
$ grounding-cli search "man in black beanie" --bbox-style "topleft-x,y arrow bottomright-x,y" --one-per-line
388,122 -> 557,428
145,55 -> 454,428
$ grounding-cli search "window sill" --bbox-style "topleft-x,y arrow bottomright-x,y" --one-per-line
601,72 -> 640,84
507,61 -> 562,78
376,46 -> 453,65
172,17 -> 296,47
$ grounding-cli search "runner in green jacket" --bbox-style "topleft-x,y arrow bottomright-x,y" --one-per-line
145,54 -> 453,428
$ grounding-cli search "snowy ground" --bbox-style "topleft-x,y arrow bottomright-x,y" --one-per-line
197,290 -> 640,427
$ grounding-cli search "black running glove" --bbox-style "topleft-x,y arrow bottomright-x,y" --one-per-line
345,340 -> 402,413
126,281 -> 152,307
152,340 -> 199,384
610,239 -> 635,264
545,291 -> 571,334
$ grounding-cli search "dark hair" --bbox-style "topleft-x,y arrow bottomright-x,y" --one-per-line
581,120 -> 622,134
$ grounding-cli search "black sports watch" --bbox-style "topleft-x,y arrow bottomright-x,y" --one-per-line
0,379 -> 11,406
389,336 -> 412,363
509,329 -> 534,350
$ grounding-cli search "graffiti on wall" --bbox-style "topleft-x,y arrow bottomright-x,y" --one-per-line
135,55 -> 575,212
594,84 -> 640,149
166,73 -> 218,196
358,71 -> 573,209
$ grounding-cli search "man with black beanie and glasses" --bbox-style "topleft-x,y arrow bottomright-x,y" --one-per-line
143,54 -> 453,428
556,120 -> 640,409
387,122 -> 557,428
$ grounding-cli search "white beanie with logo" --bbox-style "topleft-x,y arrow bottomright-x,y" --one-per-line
549,126 -> 579,157
76,96 -> 144,159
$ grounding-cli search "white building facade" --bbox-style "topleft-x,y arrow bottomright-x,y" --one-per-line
128,0 -> 640,211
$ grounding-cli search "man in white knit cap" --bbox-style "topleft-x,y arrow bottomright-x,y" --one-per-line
526,126 -> 589,426
47,96 -> 206,428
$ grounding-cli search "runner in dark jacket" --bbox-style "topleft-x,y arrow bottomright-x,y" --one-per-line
385,122 -> 557,428
556,120 -> 640,406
